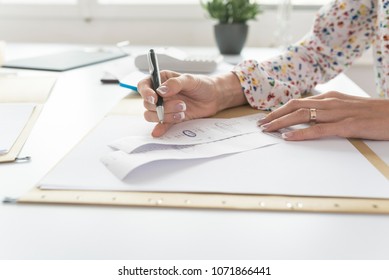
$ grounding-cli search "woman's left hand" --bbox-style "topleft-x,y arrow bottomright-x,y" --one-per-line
259,91 -> 389,141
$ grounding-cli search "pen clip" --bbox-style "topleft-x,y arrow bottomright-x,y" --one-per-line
147,49 -> 161,91
147,51 -> 154,75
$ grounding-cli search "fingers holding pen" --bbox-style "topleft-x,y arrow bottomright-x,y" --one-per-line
144,99 -> 187,123
138,73 -> 186,138
140,72 -> 192,121
138,70 -> 182,102
138,76 -> 159,106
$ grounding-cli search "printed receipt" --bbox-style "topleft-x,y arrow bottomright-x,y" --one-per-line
101,113 -> 282,180
110,113 -> 265,153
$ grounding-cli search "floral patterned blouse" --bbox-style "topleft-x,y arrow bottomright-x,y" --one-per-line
233,0 -> 388,110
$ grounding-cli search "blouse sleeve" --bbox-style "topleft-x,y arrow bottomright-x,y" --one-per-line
232,0 -> 376,110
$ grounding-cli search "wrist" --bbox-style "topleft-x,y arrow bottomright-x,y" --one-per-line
212,72 -> 247,112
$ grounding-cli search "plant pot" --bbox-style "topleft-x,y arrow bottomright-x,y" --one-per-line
214,23 -> 248,55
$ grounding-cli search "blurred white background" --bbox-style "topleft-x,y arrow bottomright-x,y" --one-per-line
0,0 -> 375,95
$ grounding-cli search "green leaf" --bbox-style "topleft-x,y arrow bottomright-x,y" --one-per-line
201,0 -> 262,24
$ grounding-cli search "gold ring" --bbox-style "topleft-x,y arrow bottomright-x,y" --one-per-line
309,108 -> 317,122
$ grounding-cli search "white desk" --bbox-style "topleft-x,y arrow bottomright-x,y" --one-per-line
1,43 -> 388,260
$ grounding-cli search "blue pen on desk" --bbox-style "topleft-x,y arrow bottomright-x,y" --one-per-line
147,49 -> 164,123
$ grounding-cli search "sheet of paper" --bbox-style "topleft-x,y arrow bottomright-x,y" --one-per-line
0,103 -> 35,155
110,113 -> 266,153
102,132 -> 279,180
39,115 -> 389,199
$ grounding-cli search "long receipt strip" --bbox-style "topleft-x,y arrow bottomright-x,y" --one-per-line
110,114 -> 269,151
101,113 -> 282,179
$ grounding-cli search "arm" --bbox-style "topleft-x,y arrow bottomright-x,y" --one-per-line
138,0 -> 377,137
233,0 -> 377,110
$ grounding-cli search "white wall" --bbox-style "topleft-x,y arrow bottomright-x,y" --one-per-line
0,7 -> 315,47
0,4 -> 375,95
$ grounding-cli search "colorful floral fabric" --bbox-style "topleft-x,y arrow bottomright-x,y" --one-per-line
233,0 -> 388,110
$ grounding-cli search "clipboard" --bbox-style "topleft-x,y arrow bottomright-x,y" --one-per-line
6,96 -> 389,214
2,50 -> 127,72
0,75 -> 56,163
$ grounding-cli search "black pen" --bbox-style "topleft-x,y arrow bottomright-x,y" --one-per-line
147,49 -> 164,123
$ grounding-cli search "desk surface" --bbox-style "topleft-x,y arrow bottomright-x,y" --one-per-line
1,43 -> 389,260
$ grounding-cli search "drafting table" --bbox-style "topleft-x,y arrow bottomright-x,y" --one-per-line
1,43 -> 388,260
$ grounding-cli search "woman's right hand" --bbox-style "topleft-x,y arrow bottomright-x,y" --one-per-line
137,70 -> 246,137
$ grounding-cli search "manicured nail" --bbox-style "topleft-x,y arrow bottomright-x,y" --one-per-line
146,96 -> 155,105
157,85 -> 168,95
282,131 -> 293,139
173,112 -> 185,120
175,102 -> 186,111
257,117 -> 266,126
260,123 -> 270,131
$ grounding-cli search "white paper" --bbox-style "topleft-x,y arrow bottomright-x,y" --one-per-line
102,132 -> 279,179
39,116 -> 389,198
103,113 -> 278,179
0,103 -> 35,154
110,113 -> 266,153
39,115 -> 389,199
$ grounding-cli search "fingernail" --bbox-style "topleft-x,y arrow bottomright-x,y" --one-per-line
257,117 -> 266,126
260,123 -> 270,131
173,112 -> 185,120
157,85 -> 168,95
146,96 -> 155,105
175,102 -> 186,111
282,132 -> 293,139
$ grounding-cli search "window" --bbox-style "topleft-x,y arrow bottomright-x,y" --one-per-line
0,0 -> 333,19
0,0 -> 328,46
97,0 -> 331,5
0,0 -> 76,3
98,0 -> 194,4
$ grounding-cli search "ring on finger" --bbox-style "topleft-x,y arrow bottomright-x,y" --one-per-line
309,108 -> 317,123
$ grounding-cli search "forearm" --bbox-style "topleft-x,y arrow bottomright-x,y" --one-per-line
233,0 -> 376,111
212,72 -> 247,112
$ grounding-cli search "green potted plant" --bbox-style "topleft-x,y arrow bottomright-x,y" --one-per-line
201,0 -> 262,54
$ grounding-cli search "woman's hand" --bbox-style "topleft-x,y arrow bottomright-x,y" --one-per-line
259,91 -> 389,141
138,70 -> 246,137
